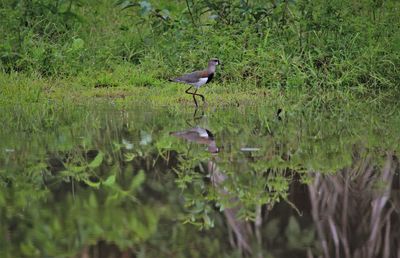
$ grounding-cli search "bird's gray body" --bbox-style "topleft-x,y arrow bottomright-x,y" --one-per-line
170,127 -> 213,142
170,126 -> 219,153
173,72 -> 209,89
171,59 -> 220,89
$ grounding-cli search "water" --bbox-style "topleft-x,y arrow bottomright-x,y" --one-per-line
1,104 -> 399,258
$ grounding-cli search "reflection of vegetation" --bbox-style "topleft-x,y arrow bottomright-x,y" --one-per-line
309,152 -> 400,258
1,104 -> 400,257
0,100 -> 399,257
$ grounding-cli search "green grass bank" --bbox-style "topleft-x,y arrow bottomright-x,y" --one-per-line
1,0 -> 400,107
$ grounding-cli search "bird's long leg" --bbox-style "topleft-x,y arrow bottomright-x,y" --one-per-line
185,86 -> 193,95
192,88 -> 205,102
185,86 -> 198,107
193,108 -> 204,121
192,93 -> 198,108
193,107 -> 198,119
186,108 -> 204,126
185,86 -> 205,102
198,94 -> 205,102
193,89 -> 205,104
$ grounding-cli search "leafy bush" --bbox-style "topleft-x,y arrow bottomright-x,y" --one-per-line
0,0 -> 83,74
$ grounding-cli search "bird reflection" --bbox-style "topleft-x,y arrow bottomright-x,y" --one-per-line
171,107 -> 219,153
169,109 -> 255,256
170,127 -> 219,153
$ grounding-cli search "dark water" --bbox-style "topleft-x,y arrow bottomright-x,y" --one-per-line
1,105 -> 399,258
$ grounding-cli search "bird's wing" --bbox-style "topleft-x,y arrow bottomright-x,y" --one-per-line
170,130 -> 200,141
170,127 -> 210,142
172,70 -> 208,83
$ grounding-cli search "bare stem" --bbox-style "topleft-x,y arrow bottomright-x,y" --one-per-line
185,0 -> 196,26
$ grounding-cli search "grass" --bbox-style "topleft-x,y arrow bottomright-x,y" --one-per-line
0,69 -> 389,108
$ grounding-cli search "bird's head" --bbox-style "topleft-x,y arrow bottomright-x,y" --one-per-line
207,141 -> 220,154
209,58 -> 221,66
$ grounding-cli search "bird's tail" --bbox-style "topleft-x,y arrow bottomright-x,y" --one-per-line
169,131 -> 183,136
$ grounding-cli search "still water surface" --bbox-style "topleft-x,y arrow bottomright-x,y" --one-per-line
0,105 -> 399,258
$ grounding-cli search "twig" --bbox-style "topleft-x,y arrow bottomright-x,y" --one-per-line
185,0 -> 196,26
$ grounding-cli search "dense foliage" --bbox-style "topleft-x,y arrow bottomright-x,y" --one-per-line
1,0 -> 399,90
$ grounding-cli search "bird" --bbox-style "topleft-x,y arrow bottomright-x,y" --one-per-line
170,127 -> 219,153
170,58 -> 220,107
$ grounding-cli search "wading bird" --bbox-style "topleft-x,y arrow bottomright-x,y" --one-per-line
170,127 -> 219,153
170,58 -> 220,108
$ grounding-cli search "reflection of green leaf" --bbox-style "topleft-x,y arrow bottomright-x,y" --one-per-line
286,216 -> 300,235
103,175 -> 116,187
113,141 -> 123,151
83,179 -> 100,189
69,165 -> 86,173
88,193 -> 97,208
124,152 -> 136,162
156,135 -> 172,150
20,240 -> 36,256
285,216 -> 301,249
265,218 -> 280,241
302,228 -> 315,245
203,213 -> 214,228
88,152 -> 104,168
140,131 -> 152,145
130,170 -> 145,190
